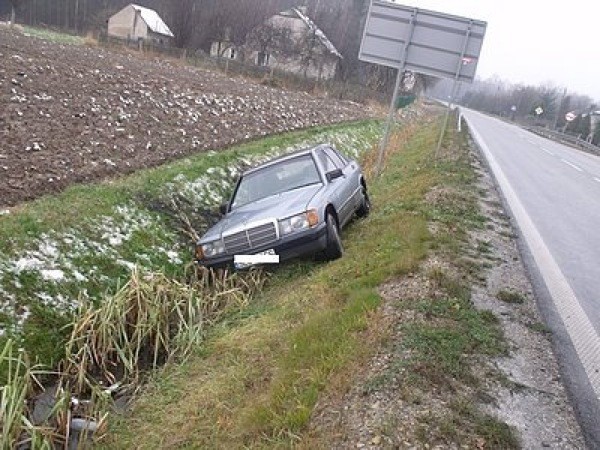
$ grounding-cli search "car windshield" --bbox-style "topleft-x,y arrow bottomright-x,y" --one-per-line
231,154 -> 321,209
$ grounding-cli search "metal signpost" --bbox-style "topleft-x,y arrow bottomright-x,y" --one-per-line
359,1 -> 487,173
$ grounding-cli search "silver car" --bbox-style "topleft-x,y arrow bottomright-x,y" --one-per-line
195,144 -> 370,268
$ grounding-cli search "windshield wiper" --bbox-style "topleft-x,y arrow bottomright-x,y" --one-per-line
286,181 -> 321,192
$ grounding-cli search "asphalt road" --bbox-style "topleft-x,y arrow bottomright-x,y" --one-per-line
461,108 -> 600,448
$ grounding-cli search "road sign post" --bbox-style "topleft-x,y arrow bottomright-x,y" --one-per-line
435,20 -> 474,158
375,7 -> 418,175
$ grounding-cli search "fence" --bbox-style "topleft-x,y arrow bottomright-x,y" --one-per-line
96,33 -> 388,105
526,126 -> 600,156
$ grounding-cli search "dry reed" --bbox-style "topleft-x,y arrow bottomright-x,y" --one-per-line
1,266 -> 266,448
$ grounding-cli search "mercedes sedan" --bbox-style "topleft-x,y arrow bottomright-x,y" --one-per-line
195,144 -> 370,269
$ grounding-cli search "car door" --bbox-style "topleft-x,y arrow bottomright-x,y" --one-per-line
315,148 -> 346,222
338,150 -> 364,214
323,147 -> 357,226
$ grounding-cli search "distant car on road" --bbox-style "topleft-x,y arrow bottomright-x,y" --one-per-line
195,144 -> 370,269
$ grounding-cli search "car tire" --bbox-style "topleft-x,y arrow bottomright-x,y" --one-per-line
323,212 -> 343,261
356,187 -> 371,218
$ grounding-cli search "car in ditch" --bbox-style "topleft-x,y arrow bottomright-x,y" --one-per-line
195,144 -> 370,269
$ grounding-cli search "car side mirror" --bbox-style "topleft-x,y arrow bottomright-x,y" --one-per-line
326,168 -> 343,182
219,202 -> 229,215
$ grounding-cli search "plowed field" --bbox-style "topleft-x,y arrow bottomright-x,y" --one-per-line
0,27 -> 368,207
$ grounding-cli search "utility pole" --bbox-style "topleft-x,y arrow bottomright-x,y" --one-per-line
553,87 -> 567,130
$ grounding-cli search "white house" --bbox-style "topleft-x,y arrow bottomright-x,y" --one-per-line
246,7 -> 342,80
107,4 -> 174,45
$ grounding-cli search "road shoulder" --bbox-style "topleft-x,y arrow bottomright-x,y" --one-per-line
307,115 -> 584,448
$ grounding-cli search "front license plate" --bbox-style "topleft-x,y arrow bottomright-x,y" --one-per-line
234,249 -> 279,269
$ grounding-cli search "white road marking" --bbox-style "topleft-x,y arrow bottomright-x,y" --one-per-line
594,177 -> 600,184
465,115 -> 600,400
540,147 -> 555,156
561,159 -> 583,172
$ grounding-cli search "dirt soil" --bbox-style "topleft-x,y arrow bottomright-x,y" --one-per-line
0,27 -> 368,207
308,134 -> 584,448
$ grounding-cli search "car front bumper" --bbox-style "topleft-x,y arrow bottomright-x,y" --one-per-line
197,223 -> 328,269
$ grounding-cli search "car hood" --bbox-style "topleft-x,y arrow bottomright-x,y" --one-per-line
200,184 -> 322,241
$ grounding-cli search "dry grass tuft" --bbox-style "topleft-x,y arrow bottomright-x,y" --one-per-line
1,267 -> 267,447
63,266 -> 266,391
84,32 -> 98,47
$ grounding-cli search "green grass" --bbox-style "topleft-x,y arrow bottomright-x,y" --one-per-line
432,397 -> 519,448
497,289 -> 526,304
527,321 -> 550,334
22,26 -> 84,45
1,111 -> 516,448
358,118 -> 515,448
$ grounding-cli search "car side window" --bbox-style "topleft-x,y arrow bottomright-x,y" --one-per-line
333,148 -> 350,165
324,147 -> 346,169
316,149 -> 338,173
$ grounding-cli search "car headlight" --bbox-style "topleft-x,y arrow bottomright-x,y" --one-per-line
199,240 -> 225,258
279,209 -> 319,236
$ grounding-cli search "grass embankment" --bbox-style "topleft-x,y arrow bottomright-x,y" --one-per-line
0,121 -> 380,370
105,114 -> 516,448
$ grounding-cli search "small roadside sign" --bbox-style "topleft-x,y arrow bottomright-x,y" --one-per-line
535,107 -> 544,116
565,112 -> 577,122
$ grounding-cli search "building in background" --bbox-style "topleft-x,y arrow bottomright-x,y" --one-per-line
245,7 -> 342,81
210,28 -> 238,60
107,4 -> 174,46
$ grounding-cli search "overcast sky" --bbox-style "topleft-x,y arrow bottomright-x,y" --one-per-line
395,0 -> 600,101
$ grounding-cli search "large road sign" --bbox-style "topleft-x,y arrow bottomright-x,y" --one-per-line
360,1 -> 487,173
359,1 -> 487,83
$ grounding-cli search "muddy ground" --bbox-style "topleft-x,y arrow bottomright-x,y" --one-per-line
0,27 -> 368,207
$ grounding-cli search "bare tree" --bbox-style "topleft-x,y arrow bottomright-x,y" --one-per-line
9,0 -> 28,24
165,0 -> 199,48
246,21 -> 293,65
295,26 -> 324,78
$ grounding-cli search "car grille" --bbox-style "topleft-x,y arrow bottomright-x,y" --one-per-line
223,222 -> 277,254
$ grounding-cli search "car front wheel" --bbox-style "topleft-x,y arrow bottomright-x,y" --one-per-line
323,212 -> 343,261
356,187 -> 371,218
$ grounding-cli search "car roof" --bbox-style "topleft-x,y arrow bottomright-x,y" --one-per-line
243,143 -> 330,176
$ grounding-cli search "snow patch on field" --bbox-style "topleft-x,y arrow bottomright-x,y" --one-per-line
0,204 -> 181,335
162,125 -> 380,207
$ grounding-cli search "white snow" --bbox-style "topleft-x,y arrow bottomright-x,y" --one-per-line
0,203 -> 180,330
131,4 -> 174,38
40,269 -> 65,281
